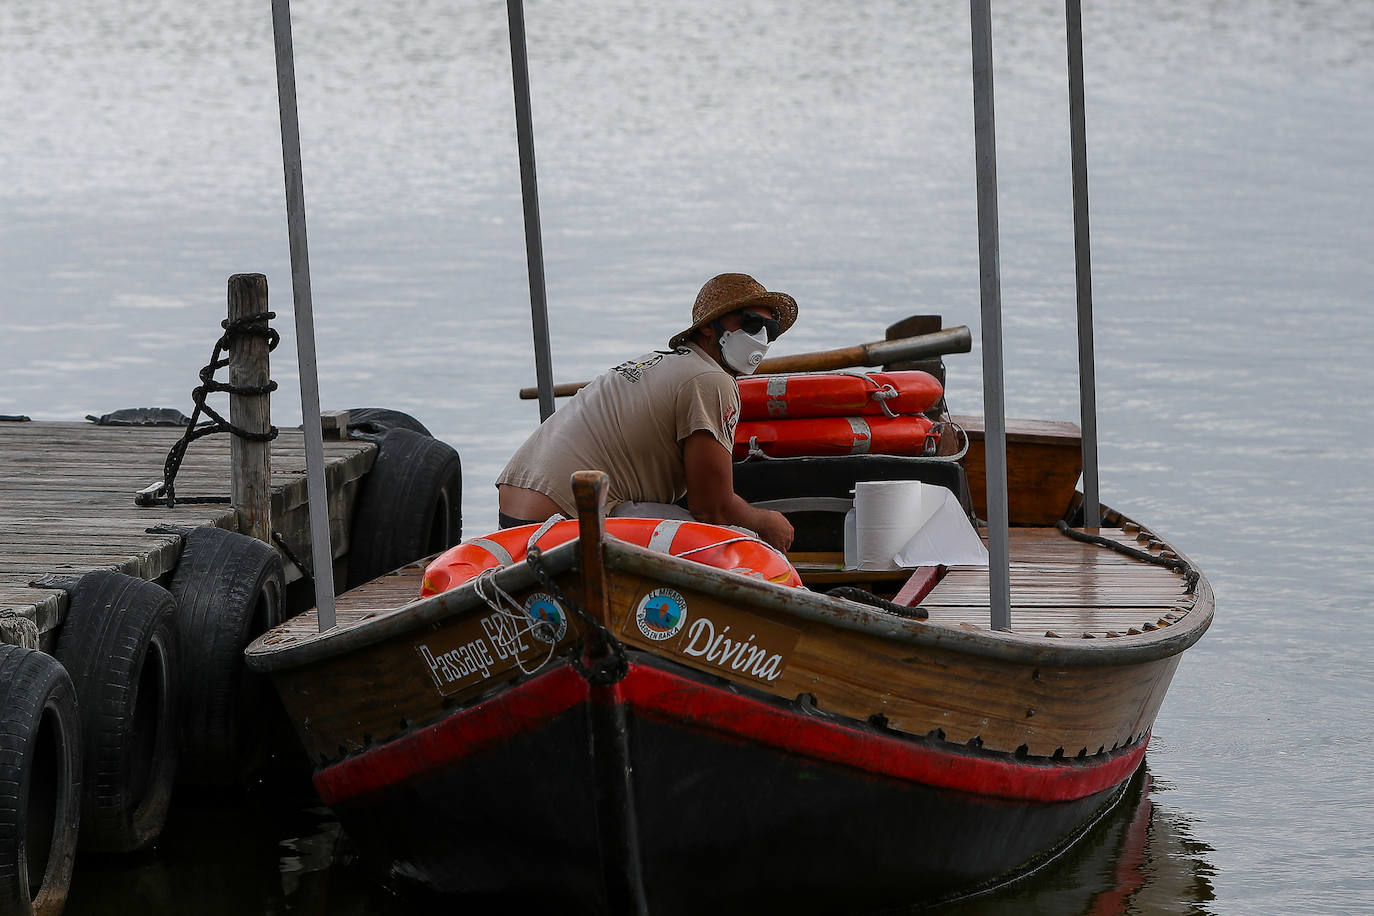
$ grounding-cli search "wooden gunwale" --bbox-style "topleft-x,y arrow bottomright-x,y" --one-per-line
247,514 -> 1209,759
606,536 -> 1211,668
249,521 -> 1211,672
245,539 -> 581,670
250,539 -> 1198,760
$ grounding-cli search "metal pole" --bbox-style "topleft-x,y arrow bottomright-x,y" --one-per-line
270,0 -> 337,631
1065,0 -> 1100,528
969,0 -> 1012,631
506,0 -> 556,422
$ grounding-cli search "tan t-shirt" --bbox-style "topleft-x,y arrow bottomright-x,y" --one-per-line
496,343 -> 740,516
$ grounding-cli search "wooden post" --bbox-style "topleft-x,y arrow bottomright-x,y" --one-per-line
571,470 -> 612,629
569,468 -> 648,915
228,273 -> 272,543
885,315 -> 947,417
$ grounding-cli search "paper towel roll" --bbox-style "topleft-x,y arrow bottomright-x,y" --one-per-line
854,481 -> 941,570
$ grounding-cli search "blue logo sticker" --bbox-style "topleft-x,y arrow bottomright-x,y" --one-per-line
524,593 -> 567,644
635,588 -> 687,642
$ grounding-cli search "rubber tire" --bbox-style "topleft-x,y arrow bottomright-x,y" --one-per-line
347,428 -> 463,588
346,407 -> 432,443
166,527 -> 286,785
0,646 -> 82,916
54,571 -> 179,854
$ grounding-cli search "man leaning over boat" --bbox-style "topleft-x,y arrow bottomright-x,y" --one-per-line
496,272 -> 796,550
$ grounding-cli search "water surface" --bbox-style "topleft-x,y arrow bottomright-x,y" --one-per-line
3,1 -> 1371,912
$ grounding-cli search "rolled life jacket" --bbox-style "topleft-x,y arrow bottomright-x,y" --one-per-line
734,370 -> 943,459
737,370 -> 943,420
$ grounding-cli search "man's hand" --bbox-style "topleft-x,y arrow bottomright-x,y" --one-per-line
751,508 -> 794,552
682,431 -> 795,551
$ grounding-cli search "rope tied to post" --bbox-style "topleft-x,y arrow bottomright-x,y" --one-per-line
523,543 -> 628,686
137,311 -> 281,508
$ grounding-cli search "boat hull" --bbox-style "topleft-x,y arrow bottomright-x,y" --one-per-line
316,655 -> 1144,913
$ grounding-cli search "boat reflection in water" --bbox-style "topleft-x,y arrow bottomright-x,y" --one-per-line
60,763 -> 1215,914
930,766 -> 1217,915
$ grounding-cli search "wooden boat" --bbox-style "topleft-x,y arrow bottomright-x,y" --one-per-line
245,405 -> 1211,912
245,1 -> 1211,911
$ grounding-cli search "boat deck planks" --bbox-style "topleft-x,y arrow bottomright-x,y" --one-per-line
282,525 -> 1194,642
920,527 -> 1196,635
0,420 -> 375,640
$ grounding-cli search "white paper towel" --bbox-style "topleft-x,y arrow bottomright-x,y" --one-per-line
892,487 -> 989,568
853,481 -> 942,570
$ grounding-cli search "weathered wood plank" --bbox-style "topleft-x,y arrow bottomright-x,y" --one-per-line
0,420 -> 377,642
951,414 -> 1082,525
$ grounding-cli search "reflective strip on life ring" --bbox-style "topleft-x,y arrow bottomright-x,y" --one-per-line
466,536 -> 516,568
737,370 -> 943,420
734,414 -> 938,459
420,517 -> 802,596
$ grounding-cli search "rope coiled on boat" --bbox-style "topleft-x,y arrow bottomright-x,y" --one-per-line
825,586 -> 929,620
1054,520 -> 1199,593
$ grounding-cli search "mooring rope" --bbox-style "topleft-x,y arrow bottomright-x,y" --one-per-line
271,532 -> 313,589
136,312 -> 280,508
523,543 -> 628,686
1054,520 -> 1200,593
469,569 -> 561,676
825,586 -> 929,620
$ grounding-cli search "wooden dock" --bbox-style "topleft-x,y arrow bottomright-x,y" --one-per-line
0,419 -> 375,646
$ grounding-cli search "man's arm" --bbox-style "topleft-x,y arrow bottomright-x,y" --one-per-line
682,430 -> 794,551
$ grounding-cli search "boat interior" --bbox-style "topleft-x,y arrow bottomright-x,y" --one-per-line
269,409 -> 1202,648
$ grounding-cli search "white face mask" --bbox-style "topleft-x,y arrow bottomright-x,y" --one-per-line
717,325 -> 771,374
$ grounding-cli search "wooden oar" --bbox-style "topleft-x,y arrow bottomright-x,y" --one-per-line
517,325 -> 972,400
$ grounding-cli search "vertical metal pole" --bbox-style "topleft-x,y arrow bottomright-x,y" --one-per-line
1065,0 -> 1100,528
270,0 -> 337,631
969,0 -> 1012,630
507,0 -> 556,422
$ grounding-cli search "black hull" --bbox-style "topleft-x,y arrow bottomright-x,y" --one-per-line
316,655 -> 1142,913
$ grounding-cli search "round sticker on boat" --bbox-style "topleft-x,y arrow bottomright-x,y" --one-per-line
635,588 -> 687,641
524,593 -> 567,644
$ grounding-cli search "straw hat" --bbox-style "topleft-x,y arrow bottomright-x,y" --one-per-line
669,273 -> 799,348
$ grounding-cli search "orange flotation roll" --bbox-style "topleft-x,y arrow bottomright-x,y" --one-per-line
737,370 -> 943,420
420,517 -> 802,596
734,414 -> 938,459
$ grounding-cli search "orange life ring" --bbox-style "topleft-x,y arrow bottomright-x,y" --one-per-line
420,518 -> 802,596
734,414 -> 937,459
737,370 -> 943,420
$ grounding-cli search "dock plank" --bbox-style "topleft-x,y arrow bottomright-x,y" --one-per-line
0,421 -> 376,641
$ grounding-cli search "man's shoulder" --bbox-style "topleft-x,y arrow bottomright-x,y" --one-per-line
608,348 -> 679,384
609,345 -> 725,386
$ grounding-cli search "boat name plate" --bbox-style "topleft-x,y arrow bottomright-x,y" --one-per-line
414,604 -> 567,696
624,589 -> 801,684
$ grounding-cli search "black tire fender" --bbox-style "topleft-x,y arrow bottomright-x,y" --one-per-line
346,407 -> 432,443
166,526 -> 286,785
0,645 -> 82,916
54,571 -> 179,853
347,428 -> 462,588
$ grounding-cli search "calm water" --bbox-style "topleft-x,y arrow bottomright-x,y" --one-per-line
3,1 -> 1372,912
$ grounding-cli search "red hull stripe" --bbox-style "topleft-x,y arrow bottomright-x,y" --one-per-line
316,660 -> 1146,806
314,664 -> 589,806
619,664 -> 1148,802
